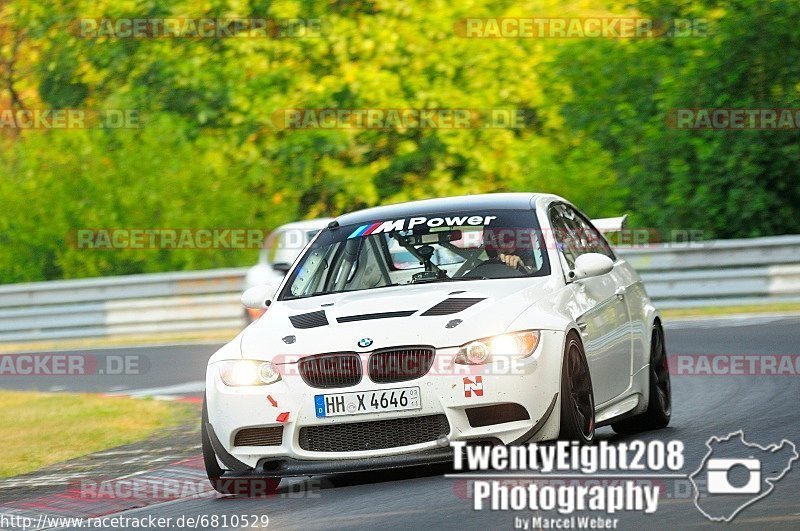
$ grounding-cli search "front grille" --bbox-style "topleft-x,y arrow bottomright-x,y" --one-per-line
298,352 -> 362,388
299,414 -> 450,452
234,426 -> 284,446
336,310 -> 416,323
368,346 -> 435,383
289,310 -> 329,329
421,297 -> 485,316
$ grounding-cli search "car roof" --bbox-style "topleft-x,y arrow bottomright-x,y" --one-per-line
275,218 -> 333,231
335,193 -> 540,226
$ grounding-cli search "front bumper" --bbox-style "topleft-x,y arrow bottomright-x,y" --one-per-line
205,330 -> 565,473
206,421 -> 454,476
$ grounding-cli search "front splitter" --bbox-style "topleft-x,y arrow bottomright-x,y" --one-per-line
248,447 -> 455,477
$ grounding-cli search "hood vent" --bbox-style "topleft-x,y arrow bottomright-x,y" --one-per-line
289,310 -> 329,329
336,310 -> 416,323
421,297 -> 485,316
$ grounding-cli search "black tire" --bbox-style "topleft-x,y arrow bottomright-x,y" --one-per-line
558,332 -> 596,443
612,322 -> 671,434
201,397 -> 280,496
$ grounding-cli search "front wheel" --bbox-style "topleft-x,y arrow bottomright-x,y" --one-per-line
612,322 -> 671,434
558,332 -> 595,443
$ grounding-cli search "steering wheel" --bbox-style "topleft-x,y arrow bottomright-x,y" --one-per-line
464,258 -> 526,278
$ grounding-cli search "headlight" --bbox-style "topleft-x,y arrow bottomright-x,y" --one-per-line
454,331 -> 541,365
218,360 -> 281,386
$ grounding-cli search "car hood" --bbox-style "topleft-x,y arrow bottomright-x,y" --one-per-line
240,276 -> 565,360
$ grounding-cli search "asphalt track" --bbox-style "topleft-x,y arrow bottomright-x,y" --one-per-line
0,342 -> 217,396
3,315 -> 800,530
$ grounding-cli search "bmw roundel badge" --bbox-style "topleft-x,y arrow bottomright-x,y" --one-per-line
357,337 -> 374,348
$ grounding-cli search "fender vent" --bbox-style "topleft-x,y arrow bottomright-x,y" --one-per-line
420,298 -> 485,316
289,310 -> 329,329
336,310 -> 416,323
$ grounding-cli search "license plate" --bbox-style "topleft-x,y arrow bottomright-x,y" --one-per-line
314,387 -> 421,418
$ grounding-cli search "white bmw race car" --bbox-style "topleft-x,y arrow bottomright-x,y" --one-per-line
202,193 -> 671,494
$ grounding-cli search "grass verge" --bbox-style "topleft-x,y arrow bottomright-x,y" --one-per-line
0,329 -> 239,354
0,390 -> 193,478
661,302 -> 800,319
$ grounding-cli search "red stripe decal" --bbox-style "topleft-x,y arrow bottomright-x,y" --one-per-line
362,222 -> 382,235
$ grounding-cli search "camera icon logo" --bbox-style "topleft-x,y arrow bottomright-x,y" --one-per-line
690,431 -> 798,522
706,457 -> 761,494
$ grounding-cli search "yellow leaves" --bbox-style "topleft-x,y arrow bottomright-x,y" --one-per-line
266,0 -> 303,19
361,39 -> 375,54
340,66 -> 357,85
0,0 -> 640,283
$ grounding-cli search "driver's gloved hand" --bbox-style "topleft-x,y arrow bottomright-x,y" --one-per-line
498,253 -> 523,269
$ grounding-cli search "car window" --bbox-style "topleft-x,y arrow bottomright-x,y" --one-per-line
549,203 -> 615,269
266,230 -> 286,265
266,228 -> 322,266
280,209 -> 551,300
386,231 -> 471,270
571,209 -> 616,261
549,206 -> 580,269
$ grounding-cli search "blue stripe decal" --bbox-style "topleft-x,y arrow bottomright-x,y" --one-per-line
348,224 -> 370,238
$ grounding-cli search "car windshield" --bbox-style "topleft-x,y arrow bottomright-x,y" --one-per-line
279,209 -> 550,300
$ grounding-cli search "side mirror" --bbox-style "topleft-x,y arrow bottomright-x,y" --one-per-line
568,253 -> 614,282
241,284 -> 276,310
273,262 -> 292,274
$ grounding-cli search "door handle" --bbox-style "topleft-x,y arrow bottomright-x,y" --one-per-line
615,286 -> 626,300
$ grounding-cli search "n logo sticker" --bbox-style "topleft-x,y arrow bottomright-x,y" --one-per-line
463,376 -> 483,397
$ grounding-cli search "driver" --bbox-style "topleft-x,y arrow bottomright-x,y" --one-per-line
483,227 -> 534,272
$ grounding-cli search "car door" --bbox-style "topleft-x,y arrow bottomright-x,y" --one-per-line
549,203 -> 633,405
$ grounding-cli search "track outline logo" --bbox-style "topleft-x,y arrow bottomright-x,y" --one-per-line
689,430 -> 798,522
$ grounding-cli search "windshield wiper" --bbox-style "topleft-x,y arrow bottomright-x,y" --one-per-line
412,275 -> 487,284
285,283 -> 403,300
